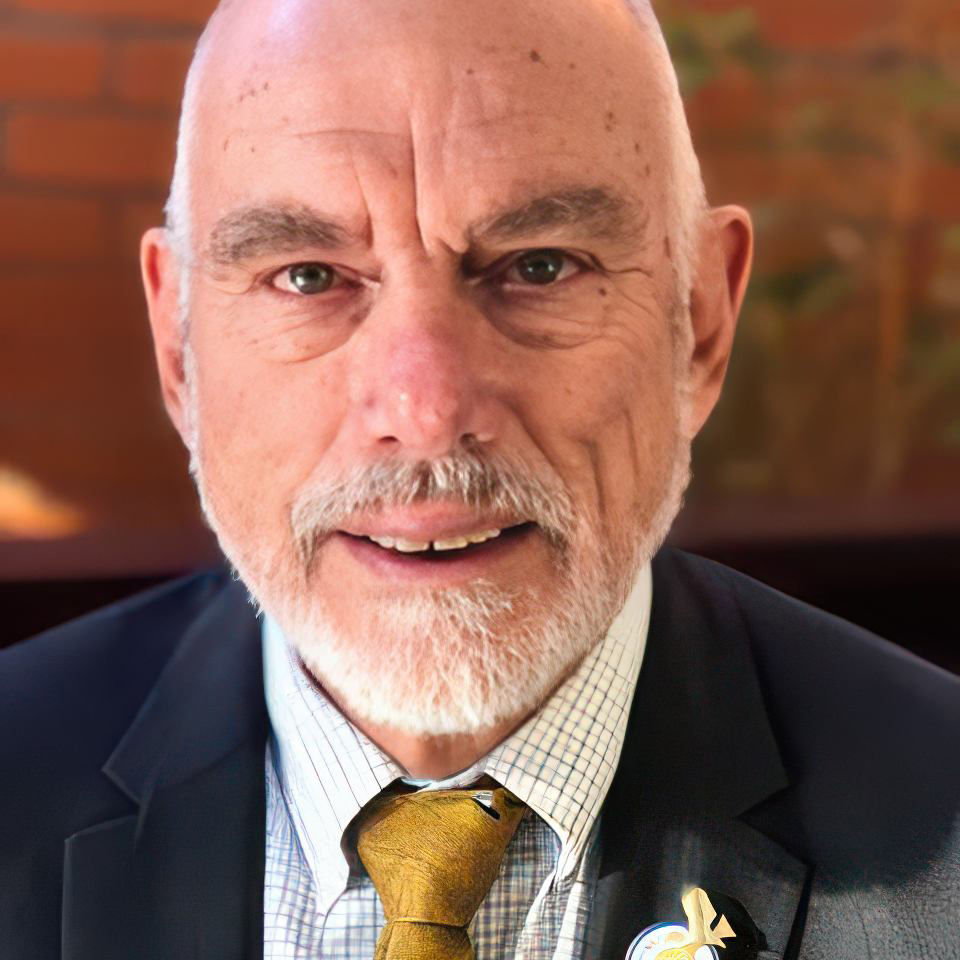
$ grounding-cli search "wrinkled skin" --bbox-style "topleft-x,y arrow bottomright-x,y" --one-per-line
142,0 -> 752,775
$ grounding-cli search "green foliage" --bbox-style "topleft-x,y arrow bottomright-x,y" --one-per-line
661,8 -> 771,95
658,2 -> 960,498
750,260 -> 854,319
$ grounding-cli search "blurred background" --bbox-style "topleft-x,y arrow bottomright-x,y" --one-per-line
1,0 -> 957,669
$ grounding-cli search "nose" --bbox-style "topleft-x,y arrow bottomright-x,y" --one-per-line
351,290 -> 498,460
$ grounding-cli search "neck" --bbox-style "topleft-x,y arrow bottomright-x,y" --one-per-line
305,666 -> 529,778
353,714 -> 525,780
294,655 -> 529,778
299,648 -> 592,780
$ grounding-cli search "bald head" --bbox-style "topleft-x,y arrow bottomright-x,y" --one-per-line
165,0 -> 705,317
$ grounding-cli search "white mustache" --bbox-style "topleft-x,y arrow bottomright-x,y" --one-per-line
289,449 -> 579,569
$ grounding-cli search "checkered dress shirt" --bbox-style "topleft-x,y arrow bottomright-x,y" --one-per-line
262,564 -> 651,960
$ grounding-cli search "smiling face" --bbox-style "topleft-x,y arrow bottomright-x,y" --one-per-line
143,0 -> 751,737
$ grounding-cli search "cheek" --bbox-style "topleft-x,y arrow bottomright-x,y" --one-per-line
519,304 -> 678,523
188,321 -> 347,533
539,303 -> 675,437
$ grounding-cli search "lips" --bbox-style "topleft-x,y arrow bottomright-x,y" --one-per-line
342,521 -> 534,557
328,522 -> 535,586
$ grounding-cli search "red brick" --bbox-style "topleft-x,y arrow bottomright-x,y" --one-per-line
686,67 -> 770,140
0,193 -> 108,261
0,267 -> 195,534
754,0 -> 901,53
6,110 -> 176,186
0,30 -> 106,101
697,142 -> 895,221
0,270 -> 146,344
115,38 -> 195,108
687,65 -> 877,146
697,144 -> 782,207
11,0 -> 216,26
920,162 -> 960,221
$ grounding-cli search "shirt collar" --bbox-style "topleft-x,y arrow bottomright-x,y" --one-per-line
263,563 -> 651,908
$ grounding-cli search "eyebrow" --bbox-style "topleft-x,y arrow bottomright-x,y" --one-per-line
470,186 -> 647,247
207,185 -> 647,267
208,203 -> 354,266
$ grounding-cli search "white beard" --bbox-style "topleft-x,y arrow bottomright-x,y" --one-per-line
276,535 -> 622,735
183,343 -> 692,736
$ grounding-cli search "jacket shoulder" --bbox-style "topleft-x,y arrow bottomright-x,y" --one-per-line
0,572 -> 246,957
0,571 -> 230,783
658,549 -> 960,869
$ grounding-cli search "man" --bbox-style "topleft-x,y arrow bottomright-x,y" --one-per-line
2,0 -> 957,958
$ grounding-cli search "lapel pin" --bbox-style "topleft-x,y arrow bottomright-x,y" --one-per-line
627,887 -> 737,960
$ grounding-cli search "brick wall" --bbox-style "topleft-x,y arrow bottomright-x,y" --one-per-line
0,0 -> 217,574
1,0 -> 958,576
661,0 -> 960,516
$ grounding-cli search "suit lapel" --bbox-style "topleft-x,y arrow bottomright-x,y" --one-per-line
591,550 -> 811,960
592,811 -> 809,960
62,576 -> 267,960
61,551 -> 813,959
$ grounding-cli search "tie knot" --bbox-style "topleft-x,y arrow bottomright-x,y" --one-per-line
356,786 -> 526,928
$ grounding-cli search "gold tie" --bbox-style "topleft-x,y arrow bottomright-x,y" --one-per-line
355,786 -> 526,960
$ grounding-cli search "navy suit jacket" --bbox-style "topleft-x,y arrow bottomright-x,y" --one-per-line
2,549 -> 958,959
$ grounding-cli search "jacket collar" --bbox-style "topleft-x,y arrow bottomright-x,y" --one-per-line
102,573 -> 266,808
64,572 -> 268,960
593,548 -> 809,960
602,548 -> 791,847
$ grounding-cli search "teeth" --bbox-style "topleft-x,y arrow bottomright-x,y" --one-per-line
467,528 -> 502,544
433,536 -> 470,551
367,527 -> 503,553
393,537 -> 432,553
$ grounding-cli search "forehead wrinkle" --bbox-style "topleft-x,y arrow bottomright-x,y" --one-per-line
470,186 -> 649,248
207,202 -> 362,265
290,126 -> 409,143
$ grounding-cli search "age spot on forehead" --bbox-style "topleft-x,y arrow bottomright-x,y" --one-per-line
236,75 -> 269,104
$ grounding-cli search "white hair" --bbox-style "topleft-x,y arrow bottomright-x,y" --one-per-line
163,0 -> 707,330
622,0 -> 708,312
164,22 -> 208,333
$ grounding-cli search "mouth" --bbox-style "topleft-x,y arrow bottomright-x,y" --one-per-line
342,520 -> 533,555
332,521 -> 539,582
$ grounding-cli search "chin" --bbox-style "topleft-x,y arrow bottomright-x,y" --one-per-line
275,556 -> 623,736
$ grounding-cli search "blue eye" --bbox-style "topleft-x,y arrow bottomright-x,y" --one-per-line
278,263 -> 336,295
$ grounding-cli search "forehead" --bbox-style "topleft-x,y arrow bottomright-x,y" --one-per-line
190,0 -> 670,246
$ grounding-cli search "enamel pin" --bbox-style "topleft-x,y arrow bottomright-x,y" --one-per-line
626,887 -> 737,960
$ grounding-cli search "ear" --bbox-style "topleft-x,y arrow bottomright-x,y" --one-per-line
141,227 -> 191,444
683,205 -> 753,437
